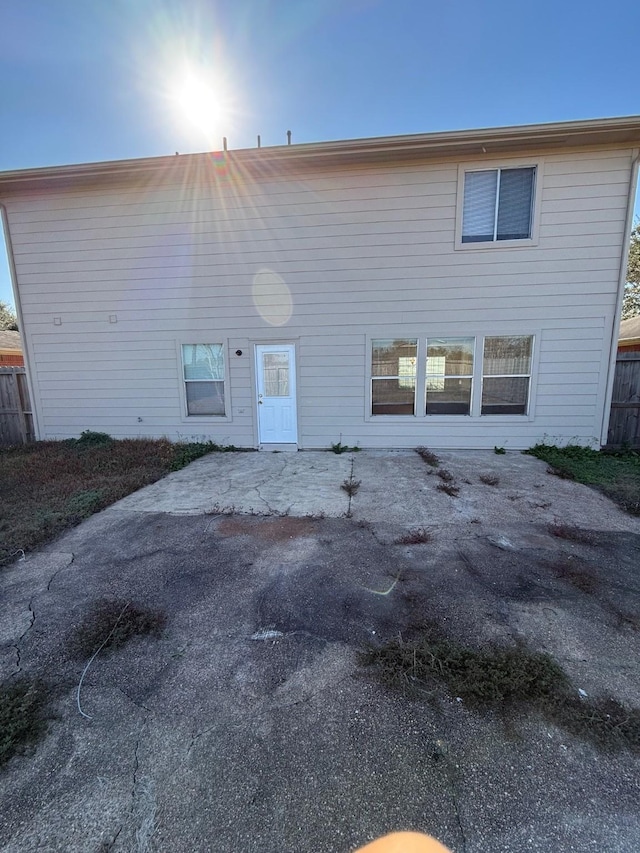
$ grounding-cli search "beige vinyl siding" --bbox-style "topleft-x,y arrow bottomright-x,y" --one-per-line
3,146 -> 634,447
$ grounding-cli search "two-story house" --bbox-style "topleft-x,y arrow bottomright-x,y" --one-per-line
1,116 -> 639,449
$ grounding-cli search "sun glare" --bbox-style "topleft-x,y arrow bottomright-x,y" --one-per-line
168,64 -> 236,144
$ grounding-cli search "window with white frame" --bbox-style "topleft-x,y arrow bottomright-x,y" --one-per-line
426,337 -> 474,415
371,339 -> 417,415
462,167 -> 536,243
181,343 -> 225,415
369,335 -> 535,418
481,336 -> 533,415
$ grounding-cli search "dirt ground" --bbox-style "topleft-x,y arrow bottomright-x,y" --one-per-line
1,451 -> 639,852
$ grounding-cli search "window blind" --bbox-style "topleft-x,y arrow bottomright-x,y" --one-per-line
462,170 -> 497,242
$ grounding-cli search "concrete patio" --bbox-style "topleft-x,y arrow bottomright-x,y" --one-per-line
1,450 -> 639,852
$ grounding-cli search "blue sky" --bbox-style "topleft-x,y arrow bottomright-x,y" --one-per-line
1,0 -> 640,310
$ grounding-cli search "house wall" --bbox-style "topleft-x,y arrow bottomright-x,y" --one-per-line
2,145 -> 635,449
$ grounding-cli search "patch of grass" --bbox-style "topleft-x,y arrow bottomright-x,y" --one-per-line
64,489 -> 106,520
395,528 -> 432,545
341,478 -> 361,497
0,678 -> 51,767
330,442 -> 360,454
437,482 -> 460,497
479,474 -> 500,486
415,447 -> 440,467
547,465 -> 575,480
360,629 -> 640,751
526,443 -> 640,516
548,523 -> 599,546
68,599 -> 167,659
64,430 -> 114,449
361,631 -> 567,707
0,436 -> 238,567
169,440 -> 240,471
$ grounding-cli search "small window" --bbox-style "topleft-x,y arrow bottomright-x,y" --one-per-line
371,339 -> 417,415
182,344 -> 225,415
462,167 -> 535,243
262,352 -> 290,396
481,336 -> 533,415
426,337 -> 474,414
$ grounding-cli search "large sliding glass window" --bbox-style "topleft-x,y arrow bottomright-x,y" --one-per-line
371,339 -> 417,415
426,337 -> 474,415
481,336 -> 533,415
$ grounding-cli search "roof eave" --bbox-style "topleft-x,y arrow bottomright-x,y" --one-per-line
1,115 -> 640,190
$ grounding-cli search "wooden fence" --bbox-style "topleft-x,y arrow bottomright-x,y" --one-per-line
0,367 -> 34,446
607,352 -> 640,448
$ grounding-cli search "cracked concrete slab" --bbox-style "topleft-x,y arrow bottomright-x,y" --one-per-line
349,450 -> 640,534
1,450 -> 639,852
113,451 -> 352,516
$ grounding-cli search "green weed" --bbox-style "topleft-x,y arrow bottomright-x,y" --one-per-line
169,440 -> 239,471
64,489 -> 106,520
65,430 -> 113,448
526,444 -> 640,516
330,442 -> 361,454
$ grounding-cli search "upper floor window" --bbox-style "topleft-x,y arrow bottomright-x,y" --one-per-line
462,167 -> 536,243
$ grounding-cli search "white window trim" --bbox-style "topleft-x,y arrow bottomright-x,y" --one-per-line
480,334 -> 537,419
426,336 -> 475,416
454,158 -> 543,250
365,332 -> 539,421
369,336 -> 419,418
176,339 -> 232,423
366,334 -> 419,420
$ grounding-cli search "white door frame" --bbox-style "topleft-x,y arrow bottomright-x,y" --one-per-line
255,343 -> 298,446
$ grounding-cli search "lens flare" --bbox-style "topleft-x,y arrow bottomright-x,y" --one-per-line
252,269 -> 293,327
166,61 -> 236,147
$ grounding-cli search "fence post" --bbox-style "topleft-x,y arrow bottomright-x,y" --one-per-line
0,367 -> 32,446
607,353 -> 640,448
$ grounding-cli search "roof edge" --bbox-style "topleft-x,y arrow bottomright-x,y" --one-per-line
2,115 -> 640,188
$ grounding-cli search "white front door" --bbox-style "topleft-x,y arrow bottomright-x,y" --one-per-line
255,344 -> 298,444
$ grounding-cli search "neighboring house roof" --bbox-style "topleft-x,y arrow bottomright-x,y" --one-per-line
0,329 -> 22,352
0,115 -> 639,190
0,329 -> 23,366
619,316 -> 640,346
